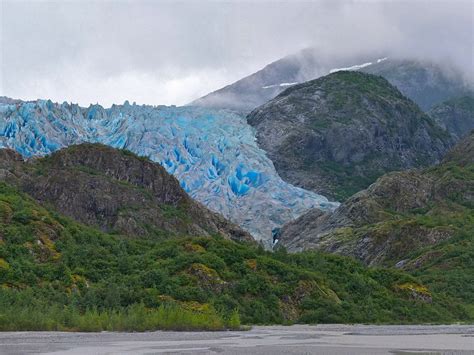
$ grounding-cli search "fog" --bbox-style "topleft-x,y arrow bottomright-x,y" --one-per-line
1,0 -> 472,106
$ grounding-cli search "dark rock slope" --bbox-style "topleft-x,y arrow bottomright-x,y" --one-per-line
280,132 -> 474,267
428,95 -> 474,140
248,71 -> 454,200
0,143 -> 252,242
189,48 -> 333,112
361,59 -> 472,111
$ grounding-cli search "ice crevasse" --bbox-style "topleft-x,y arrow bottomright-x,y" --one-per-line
0,99 -> 338,242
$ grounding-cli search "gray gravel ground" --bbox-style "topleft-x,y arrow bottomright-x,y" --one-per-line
0,324 -> 473,355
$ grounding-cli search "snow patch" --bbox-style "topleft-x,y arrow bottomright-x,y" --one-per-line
329,62 -> 373,74
262,82 -> 298,89
329,57 -> 389,74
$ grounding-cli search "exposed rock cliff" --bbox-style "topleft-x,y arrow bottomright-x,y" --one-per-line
428,95 -> 474,140
280,132 -> 473,267
0,144 -> 252,242
248,71 -> 454,200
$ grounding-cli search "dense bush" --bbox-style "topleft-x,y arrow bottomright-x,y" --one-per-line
0,182 -> 472,330
0,301 -> 233,331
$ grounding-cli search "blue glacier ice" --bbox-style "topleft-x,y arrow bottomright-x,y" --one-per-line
0,99 -> 338,242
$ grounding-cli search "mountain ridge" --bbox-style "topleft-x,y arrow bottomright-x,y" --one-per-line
191,49 -> 471,112
0,143 -> 253,242
280,131 -> 473,268
428,95 -> 474,140
248,71 -> 454,200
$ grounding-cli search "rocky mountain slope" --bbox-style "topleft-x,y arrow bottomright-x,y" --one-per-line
280,132 -> 473,270
248,71 -> 454,200
0,180 -> 471,329
191,48 -> 471,112
0,100 -> 337,242
189,49 -> 368,112
361,59 -> 472,111
0,144 -> 252,242
428,95 -> 474,140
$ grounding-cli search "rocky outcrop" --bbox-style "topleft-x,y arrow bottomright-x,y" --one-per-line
428,95 -> 474,140
442,129 -> 474,166
0,143 -> 253,242
361,59 -> 471,111
248,71 -> 454,200
279,132 -> 474,267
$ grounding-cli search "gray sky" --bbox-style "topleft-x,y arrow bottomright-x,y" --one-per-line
1,0 -> 473,107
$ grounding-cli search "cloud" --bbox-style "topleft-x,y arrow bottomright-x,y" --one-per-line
1,0 -> 472,106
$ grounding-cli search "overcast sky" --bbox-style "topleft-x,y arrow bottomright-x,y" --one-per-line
1,0 -> 473,107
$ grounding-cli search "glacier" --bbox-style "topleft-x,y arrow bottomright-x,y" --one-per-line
0,99 -> 338,243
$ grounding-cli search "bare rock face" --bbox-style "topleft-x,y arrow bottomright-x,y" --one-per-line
248,71 -> 454,201
428,95 -> 474,140
360,59 -> 472,111
279,132 -> 474,267
0,143 -> 253,242
442,129 -> 474,166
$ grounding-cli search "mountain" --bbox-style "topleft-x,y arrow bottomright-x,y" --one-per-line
0,99 -> 337,242
279,131 -> 473,263
428,95 -> 474,140
279,133 -> 474,307
191,48 -> 471,112
248,71 -> 454,200
189,49 -> 364,112
361,59 -> 472,111
0,144 -> 252,242
0,180 -> 471,330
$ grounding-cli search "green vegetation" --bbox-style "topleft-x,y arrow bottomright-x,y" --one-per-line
0,181 -> 472,331
259,71 -> 452,201
0,302 -> 231,332
316,159 -> 385,200
442,95 -> 474,112
402,162 -> 474,307
2,143 -> 249,242
314,159 -> 473,311
283,71 -> 403,100
161,204 -> 192,222
313,72 -> 451,201
324,71 -> 404,99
